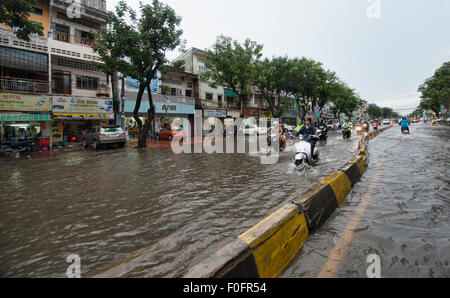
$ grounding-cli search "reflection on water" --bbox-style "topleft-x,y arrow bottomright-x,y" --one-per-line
0,132 -> 360,277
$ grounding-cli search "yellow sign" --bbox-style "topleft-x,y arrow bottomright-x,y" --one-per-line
0,92 -> 50,112
53,113 -> 114,120
259,110 -> 272,118
51,120 -> 63,143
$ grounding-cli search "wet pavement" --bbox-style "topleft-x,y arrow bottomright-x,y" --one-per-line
0,130 -> 361,277
281,123 -> 450,278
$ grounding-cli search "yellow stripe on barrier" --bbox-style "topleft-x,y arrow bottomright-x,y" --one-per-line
321,171 -> 352,206
239,206 -> 309,278
349,155 -> 366,175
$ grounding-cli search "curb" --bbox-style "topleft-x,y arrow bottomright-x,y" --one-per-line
184,125 -> 393,278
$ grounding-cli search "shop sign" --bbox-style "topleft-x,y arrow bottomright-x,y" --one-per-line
259,110 -> 272,118
124,100 -> 195,115
126,74 -> 159,93
204,109 -> 227,118
52,96 -> 113,113
227,110 -> 241,118
51,120 -> 63,143
244,107 -> 260,118
53,113 -> 114,120
0,92 -> 50,112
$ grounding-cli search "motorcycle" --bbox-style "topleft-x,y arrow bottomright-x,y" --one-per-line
267,131 -> 285,151
342,128 -> 351,140
363,123 -> 370,132
317,125 -> 328,144
294,135 -> 319,166
355,124 -> 363,135
0,138 -> 36,155
401,127 -> 410,135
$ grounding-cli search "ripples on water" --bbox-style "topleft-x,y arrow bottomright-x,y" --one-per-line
0,132 -> 360,277
281,123 -> 450,278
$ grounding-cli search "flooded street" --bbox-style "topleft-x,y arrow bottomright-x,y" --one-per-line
281,123 -> 450,278
0,131 -> 360,277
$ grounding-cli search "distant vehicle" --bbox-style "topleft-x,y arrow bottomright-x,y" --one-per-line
157,125 -> 186,141
84,125 -> 126,149
383,119 -> 391,125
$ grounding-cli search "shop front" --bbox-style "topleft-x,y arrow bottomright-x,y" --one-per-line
123,92 -> 195,139
0,92 -> 52,148
51,96 -> 113,145
203,109 -> 227,134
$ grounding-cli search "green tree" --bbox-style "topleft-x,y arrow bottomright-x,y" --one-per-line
368,104 -> 382,119
418,61 -> 450,117
202,35 -> 263,116
254,56 -> 291,118
0,0 -> 44,41
94,0 -> 182,147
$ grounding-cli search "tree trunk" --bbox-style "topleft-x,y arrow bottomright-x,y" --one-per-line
111,71 -> 120,122
133,84 -> 146,147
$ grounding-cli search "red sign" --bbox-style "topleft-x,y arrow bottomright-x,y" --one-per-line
244,107 -> 260,117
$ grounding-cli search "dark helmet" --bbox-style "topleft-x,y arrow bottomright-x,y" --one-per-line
402,116 -> 406,120
305,117 -> 312,122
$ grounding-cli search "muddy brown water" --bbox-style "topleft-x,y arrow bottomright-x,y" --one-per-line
1,130 -> 363,277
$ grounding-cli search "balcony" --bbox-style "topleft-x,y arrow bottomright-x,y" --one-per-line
0,78 -> 49,93
52,0 -> 107,22
52,32 -> 96,46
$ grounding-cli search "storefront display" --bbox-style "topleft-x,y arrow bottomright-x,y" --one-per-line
51,96 -> 114,144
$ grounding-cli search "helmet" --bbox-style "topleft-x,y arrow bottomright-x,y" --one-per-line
402,116 -> 406,120
305,117 -> 312,122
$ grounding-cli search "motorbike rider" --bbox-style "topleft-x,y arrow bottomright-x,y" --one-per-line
316,118 -> 328,141
294,117 -> 319,161
342,119 -> 353,138
279,122 -> 287,149
363,120 -> 370,132
400,116 -> 409,133
295,120 -> 303,132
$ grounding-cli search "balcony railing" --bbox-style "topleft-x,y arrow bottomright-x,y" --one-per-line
0,78 -> 49,93
52,32 -> 96,46
54,0 -> 106,13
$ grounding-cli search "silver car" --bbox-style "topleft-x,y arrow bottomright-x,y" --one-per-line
84,125 -> 126,149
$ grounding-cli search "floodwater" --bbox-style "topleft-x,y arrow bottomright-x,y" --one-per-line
281,123 -> 450,278
0,130 -> 360,277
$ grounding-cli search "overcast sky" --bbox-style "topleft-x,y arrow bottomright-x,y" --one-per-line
107,0 -> 450,113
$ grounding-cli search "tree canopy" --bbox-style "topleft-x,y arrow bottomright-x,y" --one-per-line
0,0 -> 44,41
418,61 -> 450,117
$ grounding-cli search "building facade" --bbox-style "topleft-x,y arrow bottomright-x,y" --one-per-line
0,0 -> 112,147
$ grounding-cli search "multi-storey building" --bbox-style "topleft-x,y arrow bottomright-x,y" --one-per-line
0,0 -> 112,147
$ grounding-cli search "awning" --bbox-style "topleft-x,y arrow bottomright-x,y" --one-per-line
0,113 -> 51,122
224,89 -> 238,97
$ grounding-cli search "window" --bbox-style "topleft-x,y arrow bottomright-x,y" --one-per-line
57,59 -> 99,71
76,29 -> 95,46
170,88 -> 177,96
76,75 -> 98,89
54,23 -> 70,43
206,93 -> 213,101
32,7 -> 43,16
185,90 -> 192,97
198,65 -> 207,74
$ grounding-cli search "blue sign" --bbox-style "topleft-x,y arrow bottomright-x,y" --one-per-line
126,73 -> 159,92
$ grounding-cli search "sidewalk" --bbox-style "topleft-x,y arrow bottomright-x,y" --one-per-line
127,136 -> 225,148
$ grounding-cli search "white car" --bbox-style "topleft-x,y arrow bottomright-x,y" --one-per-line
240,124 -> 267,135
382,119 -> 391,125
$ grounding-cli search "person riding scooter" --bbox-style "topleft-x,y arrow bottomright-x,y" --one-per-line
317,118 -> 328,143
400,116 -> 410,134
294,117 -> 319,161
342,119 -> 353,139
363,120 -> 370,132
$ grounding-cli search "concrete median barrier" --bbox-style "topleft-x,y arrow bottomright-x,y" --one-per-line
185,125 -> 392,278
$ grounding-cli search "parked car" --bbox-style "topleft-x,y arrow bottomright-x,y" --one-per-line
157,125 -> 186,141
84,125 -> 126,149
382,119 -> 391,125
